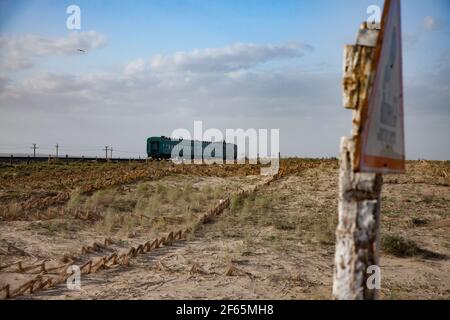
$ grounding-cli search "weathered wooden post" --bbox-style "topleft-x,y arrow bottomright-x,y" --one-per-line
333,0 -> 405,300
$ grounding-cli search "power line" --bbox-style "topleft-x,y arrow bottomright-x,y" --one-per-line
0,143 -> 146,158
0,146 -> 33,150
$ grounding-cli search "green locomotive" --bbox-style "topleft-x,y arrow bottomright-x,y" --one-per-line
147,136 -> 237,160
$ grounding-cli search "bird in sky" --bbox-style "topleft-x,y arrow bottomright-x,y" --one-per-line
77,49 -> 86,53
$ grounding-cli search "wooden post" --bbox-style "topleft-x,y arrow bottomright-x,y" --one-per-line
10,155 -> 13,165
332,23 -> 383,300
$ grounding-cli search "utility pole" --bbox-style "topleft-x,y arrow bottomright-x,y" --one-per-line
333,0 -> 405,300
31,144 -> 39,158
110,147 -> 113,160
332,21 -> 381,301
104,146 -> 109,161
55,144 -> 59,158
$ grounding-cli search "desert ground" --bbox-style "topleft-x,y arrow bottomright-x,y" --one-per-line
0,159 -> 449,300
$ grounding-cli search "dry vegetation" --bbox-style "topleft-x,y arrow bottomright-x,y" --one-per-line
0,161 -> 260,220
0,159 -> 449,300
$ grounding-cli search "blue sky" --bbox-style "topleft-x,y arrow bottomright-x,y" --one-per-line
1,0 -> 447,73
0,0 -> 449,159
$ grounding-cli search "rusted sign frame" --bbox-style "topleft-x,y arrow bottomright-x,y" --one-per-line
354,0 -> 406,174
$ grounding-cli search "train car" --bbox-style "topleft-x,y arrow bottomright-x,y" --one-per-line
147,136 -> 237,161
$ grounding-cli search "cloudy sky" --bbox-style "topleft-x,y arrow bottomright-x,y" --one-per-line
0,0 -> 449,159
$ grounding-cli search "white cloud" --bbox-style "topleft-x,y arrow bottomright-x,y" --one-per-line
0,31 -> 107,72
125,42 -> 313,74
422,16 -> 445,31
0,41 -> 329,119
124,58 -> 147,75
1,40 -> 448,160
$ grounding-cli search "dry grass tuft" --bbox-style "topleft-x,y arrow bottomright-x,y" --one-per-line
381,233 -> 447,260
381,234 -> 421,257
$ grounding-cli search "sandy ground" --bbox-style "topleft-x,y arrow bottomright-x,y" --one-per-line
1,160 -> 449,300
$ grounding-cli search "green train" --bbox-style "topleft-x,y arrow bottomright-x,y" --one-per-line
147,136 -> 237,160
